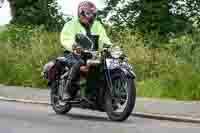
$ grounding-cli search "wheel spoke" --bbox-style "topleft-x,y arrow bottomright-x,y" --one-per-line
111,77 -> 128,114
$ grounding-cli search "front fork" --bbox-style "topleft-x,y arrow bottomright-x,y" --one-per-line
105,63 -> 136,97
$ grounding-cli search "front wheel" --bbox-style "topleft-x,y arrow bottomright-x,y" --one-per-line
105,72 -> 136,121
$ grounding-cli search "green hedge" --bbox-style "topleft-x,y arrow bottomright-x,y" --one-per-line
0,25 -> 63,88
0,25 -> 200,100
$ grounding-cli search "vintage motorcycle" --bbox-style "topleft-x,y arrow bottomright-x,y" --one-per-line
42,33 -> 136,121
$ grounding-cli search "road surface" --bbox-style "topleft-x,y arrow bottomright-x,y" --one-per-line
0,101 -> 199,133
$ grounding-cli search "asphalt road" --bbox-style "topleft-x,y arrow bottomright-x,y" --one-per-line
0,101 -> 199,133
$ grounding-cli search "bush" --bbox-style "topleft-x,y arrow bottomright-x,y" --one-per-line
110,30 -> 200,100
0,25 -> 200,100
137,64 -> 200,100
0,24 -> 46,45
167,33 -> 200,70
0,25 -> 63,88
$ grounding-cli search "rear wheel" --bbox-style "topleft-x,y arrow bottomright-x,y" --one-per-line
50,81 -> 72,114
105,72 -> 136,121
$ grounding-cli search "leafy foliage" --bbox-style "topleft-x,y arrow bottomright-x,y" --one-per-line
1,0 -> 200,100
7,0 -> 67,31
0,24 -> 39,43
0,25 -> 63,87
109,29 -> 200,100
1,25 -> 200,99
101,0 -> 200,34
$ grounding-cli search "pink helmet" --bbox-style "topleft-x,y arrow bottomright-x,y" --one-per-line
78,1 -> 97,26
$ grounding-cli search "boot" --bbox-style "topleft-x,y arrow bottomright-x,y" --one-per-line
63,62 -> 81,101
62,80 -> 80,101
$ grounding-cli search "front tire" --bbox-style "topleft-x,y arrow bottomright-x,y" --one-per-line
105,73 -> 136,121
50,81 -> 72,114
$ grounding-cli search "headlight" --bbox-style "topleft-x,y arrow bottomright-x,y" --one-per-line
110,46 -> 123,58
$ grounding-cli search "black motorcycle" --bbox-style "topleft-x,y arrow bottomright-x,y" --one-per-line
42,33 -> 136,121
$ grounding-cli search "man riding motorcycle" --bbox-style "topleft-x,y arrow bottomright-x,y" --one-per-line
60,1 -> 112,100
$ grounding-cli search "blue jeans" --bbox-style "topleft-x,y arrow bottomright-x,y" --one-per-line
64,52 -> 84,67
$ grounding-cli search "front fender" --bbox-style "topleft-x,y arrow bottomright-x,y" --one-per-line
105,58 -> 136,79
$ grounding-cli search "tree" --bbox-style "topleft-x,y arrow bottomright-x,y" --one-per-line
7,0 -> 66,31
170,0 -> 200,29
136,0 -> 172,34
101,0 -> 199,34
99,0 -> 140,29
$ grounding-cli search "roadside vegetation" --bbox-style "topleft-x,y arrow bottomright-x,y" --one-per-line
0,25 -> 62,88
1,0 -> 200,100
0,25 -> 200,100
111,30 -> 200,100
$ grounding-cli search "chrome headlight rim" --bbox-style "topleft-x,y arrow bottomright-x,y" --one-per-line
110,45 -> 123,59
